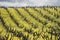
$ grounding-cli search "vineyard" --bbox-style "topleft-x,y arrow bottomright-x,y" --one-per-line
0,7 -> 60,40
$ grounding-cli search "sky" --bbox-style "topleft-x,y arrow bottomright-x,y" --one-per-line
0,0 -> 60,7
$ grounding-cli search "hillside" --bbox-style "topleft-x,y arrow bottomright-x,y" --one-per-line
0,7 -> 60,40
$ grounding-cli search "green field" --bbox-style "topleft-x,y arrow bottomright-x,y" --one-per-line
0,7 -> 60,40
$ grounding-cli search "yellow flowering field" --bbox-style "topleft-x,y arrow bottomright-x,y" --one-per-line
0,7 -> 60,40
